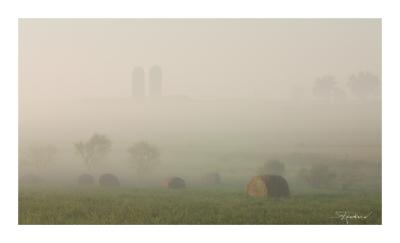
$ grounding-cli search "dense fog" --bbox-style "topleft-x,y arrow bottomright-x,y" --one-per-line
19,19 -> 381,190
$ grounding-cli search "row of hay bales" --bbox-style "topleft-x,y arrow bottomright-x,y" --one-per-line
77,173 -> 188,189
78,174 -> 190,189
77,173 -> 221,189
22,172 -> 290,198
175,173 -> 289,198
80,173 -> 290,198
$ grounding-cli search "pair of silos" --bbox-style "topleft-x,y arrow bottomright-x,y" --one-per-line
132,66 -> 162,99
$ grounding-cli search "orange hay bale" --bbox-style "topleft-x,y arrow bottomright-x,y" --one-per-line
246,175 -> 289,198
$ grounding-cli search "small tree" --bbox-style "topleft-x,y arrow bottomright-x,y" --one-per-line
347,71 -> 381,99
298,163 -> 336,189
127,141 -> 160,175
74,134 -> 111,169
258,159 -> 285,176
313,75 -> 346,101
25,145 -> 57,169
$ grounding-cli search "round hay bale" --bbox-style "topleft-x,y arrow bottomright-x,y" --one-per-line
161,177 -> 186,189
246,175 -> 289,198
19,173 -> 43,185
99,173 -> 120,187
202,172 -> 221,185
78,174 -> 95,186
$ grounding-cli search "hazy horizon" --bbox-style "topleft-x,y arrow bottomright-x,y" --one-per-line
19,19 -> 382,182
19,19 -> 381,101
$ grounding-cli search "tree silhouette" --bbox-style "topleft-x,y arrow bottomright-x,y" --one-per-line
25,145 -> 57,169
258,159 -> 285,176
127,141 -> 160,175
298,163 -> 336,189
313,75 -> 346,101
74,134 -> 111,169
347,71 -> 381,99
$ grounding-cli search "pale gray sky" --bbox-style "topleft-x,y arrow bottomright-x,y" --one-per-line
19,19 -> 381,100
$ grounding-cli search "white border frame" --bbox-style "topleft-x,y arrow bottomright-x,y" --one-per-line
1,0 -> 398,242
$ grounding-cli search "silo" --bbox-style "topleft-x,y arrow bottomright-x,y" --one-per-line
132,67 -> 145,99
148,65 -> 162,98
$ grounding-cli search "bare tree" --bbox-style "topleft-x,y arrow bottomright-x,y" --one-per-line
313,75 -> 346,101
298,163 -> 336,189
127,141 -> 160,175
347,71 -> 381,99
74,134 -> 111,169
24,145 -> 57,169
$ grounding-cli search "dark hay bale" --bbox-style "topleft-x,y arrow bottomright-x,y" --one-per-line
202,172 -> 221,185
99,173 -> 120,187
161,177 -> 186,189
246,175 -> 289,198
78,174 -> 95,186
19,174 -> 43,185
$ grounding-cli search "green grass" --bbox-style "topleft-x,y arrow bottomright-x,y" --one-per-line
19,187 -> 381,225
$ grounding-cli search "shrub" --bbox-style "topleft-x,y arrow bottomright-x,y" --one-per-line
258,159 -> 285,176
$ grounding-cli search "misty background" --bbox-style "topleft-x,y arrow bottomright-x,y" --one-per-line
19,19 -> 381,189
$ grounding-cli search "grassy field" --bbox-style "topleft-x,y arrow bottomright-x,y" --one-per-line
19,186 -> 381,224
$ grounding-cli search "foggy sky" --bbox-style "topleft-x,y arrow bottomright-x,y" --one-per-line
19,19 -> 381,163
19,19 -> 381,100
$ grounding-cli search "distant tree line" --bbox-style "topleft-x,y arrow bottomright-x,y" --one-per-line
73,134 -> 160,175
257,158 -> 380,191
293,71 -> 381,101
19,145 -> 57,169
20,134 -> 161,176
